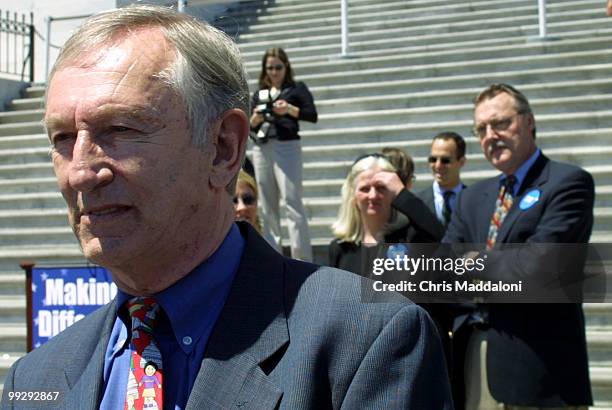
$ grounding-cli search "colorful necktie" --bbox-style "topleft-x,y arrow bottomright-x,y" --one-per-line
442,190 -> 454,226
486,175 -> 516,250
125,297 -> 163,410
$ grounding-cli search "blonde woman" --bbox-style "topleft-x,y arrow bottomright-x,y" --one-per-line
329,154 -> 442,274
234,170 -> 263,234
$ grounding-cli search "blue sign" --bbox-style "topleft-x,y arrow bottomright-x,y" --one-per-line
30,266 -> 116,349
519,189 -> 541,210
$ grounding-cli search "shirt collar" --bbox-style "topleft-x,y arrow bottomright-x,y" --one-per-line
500,148 -> 541,195
433,180 -> 463,196
115,223 -> 245,354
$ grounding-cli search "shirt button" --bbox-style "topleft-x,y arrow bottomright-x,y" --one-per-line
182,336 -> 193,346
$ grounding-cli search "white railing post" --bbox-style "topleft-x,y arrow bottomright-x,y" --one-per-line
538,0 -> 547,38
340,0 -> 349,57
44,16 -> 52,83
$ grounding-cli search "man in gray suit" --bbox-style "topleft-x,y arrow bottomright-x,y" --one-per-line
1,6 -> 452,409
418,132 -> 467,230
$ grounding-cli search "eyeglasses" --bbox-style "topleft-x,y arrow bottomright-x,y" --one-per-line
473,112 -> 523,139
428,156 -> 453,165
266,64 -> 284,71
233,194 -> 256,206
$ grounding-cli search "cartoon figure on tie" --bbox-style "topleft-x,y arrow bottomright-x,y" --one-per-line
139,361 -> 161,409
125,367 -> 139,410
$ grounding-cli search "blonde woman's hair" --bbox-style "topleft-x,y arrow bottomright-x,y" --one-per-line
331,155 -> 396,244
237,170 -> 263,234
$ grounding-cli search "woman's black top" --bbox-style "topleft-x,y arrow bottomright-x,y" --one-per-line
250,81 -> 317,141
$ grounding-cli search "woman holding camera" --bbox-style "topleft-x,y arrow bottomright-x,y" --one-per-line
250,47 -> 318,261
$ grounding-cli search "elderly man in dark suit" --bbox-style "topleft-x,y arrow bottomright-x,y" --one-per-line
1,6 -> 452,410
444,83 -> 593,410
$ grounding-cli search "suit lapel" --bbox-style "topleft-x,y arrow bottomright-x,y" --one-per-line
497,154 -> 549,243
478,179 -> 499,243
186,223 -> 287,410
62,301 -> 117,410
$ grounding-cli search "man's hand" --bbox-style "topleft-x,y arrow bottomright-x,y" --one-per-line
372,171 -> 405,198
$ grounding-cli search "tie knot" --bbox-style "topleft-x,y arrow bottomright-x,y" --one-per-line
127,297 -> 160,333
443,190 -> 454,201
503,175 -> 517,192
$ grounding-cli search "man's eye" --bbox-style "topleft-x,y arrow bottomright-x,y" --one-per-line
110,126 -> 132,132
51,133 -> 73,145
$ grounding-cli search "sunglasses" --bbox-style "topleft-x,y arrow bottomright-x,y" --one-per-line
233,194 -> 256,206
266,64 -> 285,71
428,155 -> 453,164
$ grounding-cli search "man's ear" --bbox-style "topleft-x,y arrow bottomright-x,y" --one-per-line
209,108 -> 249,189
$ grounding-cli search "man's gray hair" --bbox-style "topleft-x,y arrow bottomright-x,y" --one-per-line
48,5 -> 249,146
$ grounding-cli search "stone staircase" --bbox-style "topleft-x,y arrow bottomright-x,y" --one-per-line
0,0 -> 611,406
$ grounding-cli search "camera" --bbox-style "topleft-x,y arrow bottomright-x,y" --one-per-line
253,89 -> 278,144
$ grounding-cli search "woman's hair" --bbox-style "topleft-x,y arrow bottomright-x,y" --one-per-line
332,155 -> 397,244
381,147 -> 414,186
237,169 -> 263,234
258,47 -> 295,89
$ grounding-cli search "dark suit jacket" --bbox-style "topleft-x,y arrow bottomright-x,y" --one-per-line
3,223 -> 453,409
443,153 -> 594,407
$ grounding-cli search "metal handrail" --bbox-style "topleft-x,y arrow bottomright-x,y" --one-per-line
44,13 -> 91,83
538,0 -> 548,38
0,10 -> 34,83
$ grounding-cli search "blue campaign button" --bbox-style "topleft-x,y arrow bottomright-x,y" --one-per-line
519,189 -> 541,210
387,244 -> 408,259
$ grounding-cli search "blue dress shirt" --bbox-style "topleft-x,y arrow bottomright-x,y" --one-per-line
100,223 -> 245,410
432,181 -> 464,224
501,148 -> 541,195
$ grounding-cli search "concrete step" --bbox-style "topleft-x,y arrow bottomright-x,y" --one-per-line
23,86 -> 45,99
228,0 -> 592,36
238,11 -> 609,52
0,177 -> 58,195
307,64 -> 612,100
0,192 -> 64,211
0,162 -> 54,179
0,272 -> 24,296
0,109 -> 44,124
250,35 -> 612,78
0,245 -> 85,276
251,50 -> 612,89
0,121 -> 44,137
0,295 -> 25,325
6,96 -> 43,111
314,79 -> 612,114
0,227 -> 75,247
237,4 -> 604,54
0,323 -> 26,353
240,24 -> 612,62
0,134 -> 48,150
302,95 -> 612,131
299,110 -> 612,147
0,208 -> 68,228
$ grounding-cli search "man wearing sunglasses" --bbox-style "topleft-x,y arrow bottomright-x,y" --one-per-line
418,132 -> 467,230
443,84 -> 594,409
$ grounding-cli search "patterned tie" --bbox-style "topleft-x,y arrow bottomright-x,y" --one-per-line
442,190 -> 454,226
486,175 -> 516,250
125,297 -> 163,410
